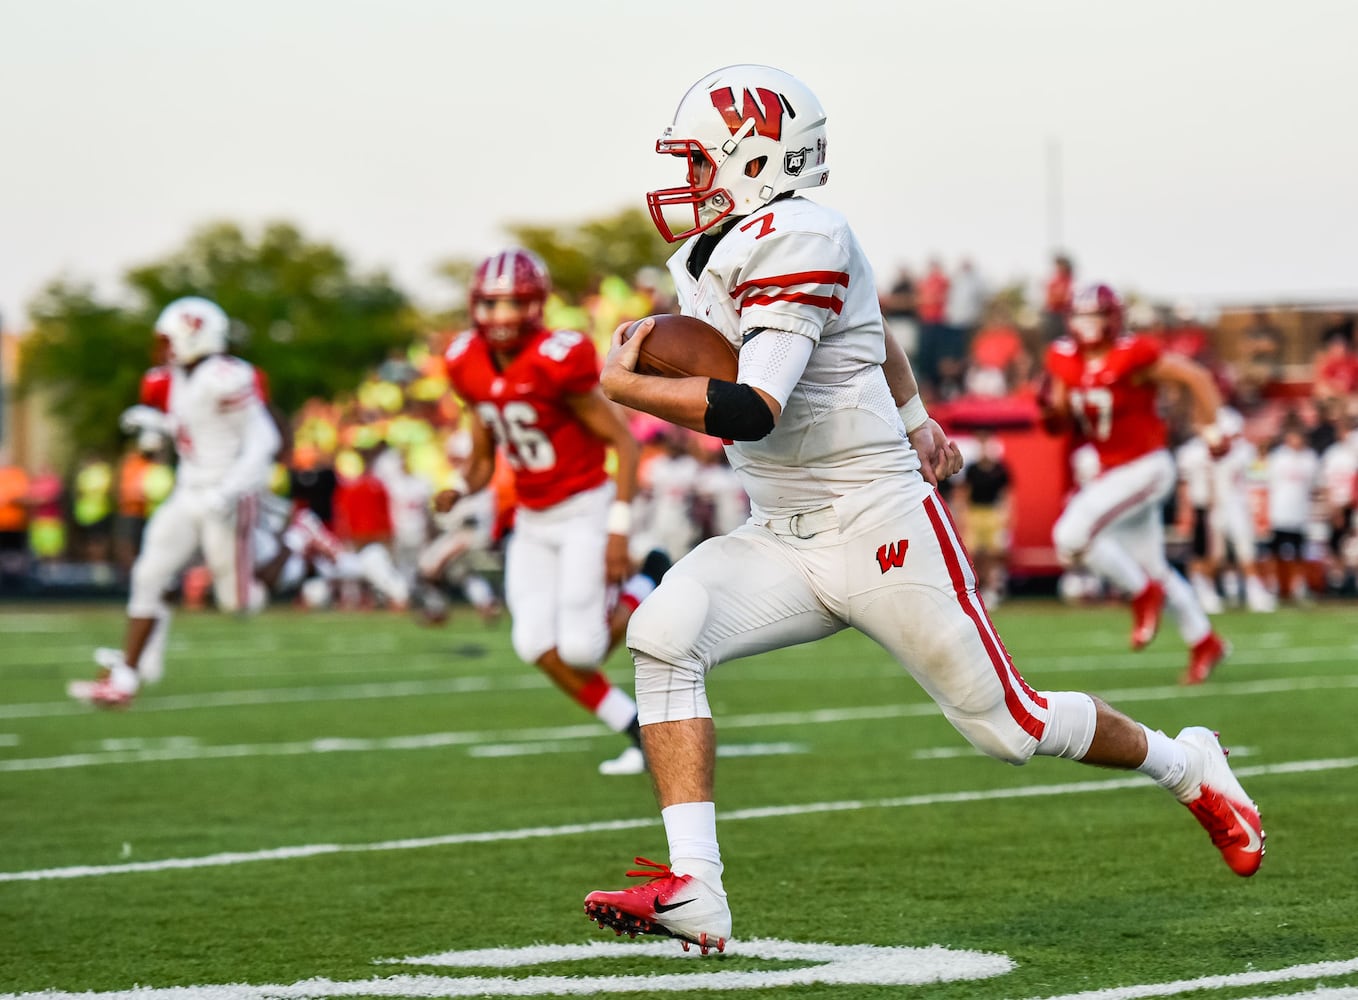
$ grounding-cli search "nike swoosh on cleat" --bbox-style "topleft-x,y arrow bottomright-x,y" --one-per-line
653,896 -> 696,914
1227,801 -> 1263,853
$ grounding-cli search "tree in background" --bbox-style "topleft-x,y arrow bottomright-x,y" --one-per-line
18,221 -> 420,461
434,207 -> 673,319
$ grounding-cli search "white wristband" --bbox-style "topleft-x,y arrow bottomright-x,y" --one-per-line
606,500 -> 633,535
898,394 -> 929,434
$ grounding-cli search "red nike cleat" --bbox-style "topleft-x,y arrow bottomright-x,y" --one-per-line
584,857 -> 730,954
1175,727 -> 1265,876
1130,580 -> 1166,650
1182,632 -> 1229,685
68,652 -> 140,709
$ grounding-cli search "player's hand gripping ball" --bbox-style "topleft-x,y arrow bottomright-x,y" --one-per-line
624,314 -> 739,381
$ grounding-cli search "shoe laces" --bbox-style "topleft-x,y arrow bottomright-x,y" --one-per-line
624,857 -> 676,881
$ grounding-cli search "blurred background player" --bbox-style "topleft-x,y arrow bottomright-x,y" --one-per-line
1265,418 -> 1320,605
437,248 -> 668,775
1041,283 -> 1229,685
1178,408 -> 1275,612
69,297 -> 280,707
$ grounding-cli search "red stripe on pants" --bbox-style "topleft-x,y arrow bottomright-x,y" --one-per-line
923,494 -> 1047,740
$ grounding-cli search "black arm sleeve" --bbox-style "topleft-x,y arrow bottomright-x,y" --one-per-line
704,379 -> 775,441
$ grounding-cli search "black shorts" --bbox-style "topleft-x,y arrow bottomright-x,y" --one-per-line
1269,529 -> 1306,560
1190,507 -> 1210,559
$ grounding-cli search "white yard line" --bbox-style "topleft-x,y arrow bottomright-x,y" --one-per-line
3,674 -> 1356,771
1028,958 -> 1358,999
1,754 -> 1352,883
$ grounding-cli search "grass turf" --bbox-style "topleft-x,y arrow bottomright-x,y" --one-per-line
1,600 -> 1356,998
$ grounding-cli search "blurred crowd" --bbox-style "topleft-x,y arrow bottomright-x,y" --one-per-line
2,255 -> 1356,606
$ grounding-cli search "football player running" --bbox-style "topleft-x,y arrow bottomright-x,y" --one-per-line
582,64 -> 1264,956
1042,284 -> 1230,683
437,249 -> 669,776
70,297 -> 281,707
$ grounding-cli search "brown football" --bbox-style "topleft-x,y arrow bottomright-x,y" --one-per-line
625,313 -> 739,381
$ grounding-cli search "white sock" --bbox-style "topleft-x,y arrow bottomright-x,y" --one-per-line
595,686 -> 639,732
1138,725 -> 1198,801
620,572 -> 657,606
662,801 -> 724,886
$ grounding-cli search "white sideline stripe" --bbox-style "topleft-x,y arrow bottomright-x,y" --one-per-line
7,642 -> 1357,721
3,675 -> 1354,773
0,674 -> 547,719
3,754 -> 1353,884
1028,957 -> 1358,1000
468,741 -> 807,761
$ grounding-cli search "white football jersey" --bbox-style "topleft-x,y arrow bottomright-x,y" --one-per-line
1176,437 -> 1213,508
666,196 -> 920,518
164,356 -> 273,492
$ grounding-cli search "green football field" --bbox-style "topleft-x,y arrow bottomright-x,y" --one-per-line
2,599 -> 1356,999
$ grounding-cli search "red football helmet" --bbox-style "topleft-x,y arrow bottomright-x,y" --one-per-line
1068,282 -> 1124,347
469,248 -> 550,352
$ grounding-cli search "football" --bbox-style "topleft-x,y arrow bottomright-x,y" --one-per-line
625,313 -> 739,381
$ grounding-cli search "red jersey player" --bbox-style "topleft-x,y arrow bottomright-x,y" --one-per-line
1042,283 -> 1229,684
437,248 -> 666,775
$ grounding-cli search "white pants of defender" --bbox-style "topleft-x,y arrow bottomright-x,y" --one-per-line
504,482 -> 613,667
1052,449 -> 1176,576
129,486 -> 261,617
628,476 -> 1050,765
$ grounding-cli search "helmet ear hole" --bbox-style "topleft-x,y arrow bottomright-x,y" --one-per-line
744,156 -> 767,178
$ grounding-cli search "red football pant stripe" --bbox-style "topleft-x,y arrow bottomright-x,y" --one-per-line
923,493 -> 1047,740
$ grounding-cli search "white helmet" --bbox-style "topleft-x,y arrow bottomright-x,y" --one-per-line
647,64 -> 829,242
155,296 -> 229,365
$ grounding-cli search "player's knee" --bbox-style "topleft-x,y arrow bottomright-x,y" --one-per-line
1052,516 -> 1088,565
1034,690 -> 1098,761
626,574 -> 709,662
947,714 -> 1037,766
510,625 -> 553,666
633,649 -> 709,725
557,627 -> 608,669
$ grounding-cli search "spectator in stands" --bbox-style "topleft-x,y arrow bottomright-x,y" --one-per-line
1236,309 -> 1285,406
966,302 -> 1027,397
1319,407 -> 1358,594
880,265 -> 919,358
1313,329 -> 1358,404
940,258 -> 987,399
1040,254 -> 1075,343
914,257 -> 950,395
1265,418 -> 1320,603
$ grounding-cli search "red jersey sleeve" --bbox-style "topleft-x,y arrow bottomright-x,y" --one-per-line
1123,334 -> 1163,373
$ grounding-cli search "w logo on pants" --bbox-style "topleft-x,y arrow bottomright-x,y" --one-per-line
876,540 -> 909,574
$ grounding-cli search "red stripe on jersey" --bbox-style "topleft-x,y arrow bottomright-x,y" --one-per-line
924,493 -> 1047,739
729,270 -> 850,296
738,291 -> 845,315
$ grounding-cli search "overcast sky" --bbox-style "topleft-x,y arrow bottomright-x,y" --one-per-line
3,0 -> 1356,331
